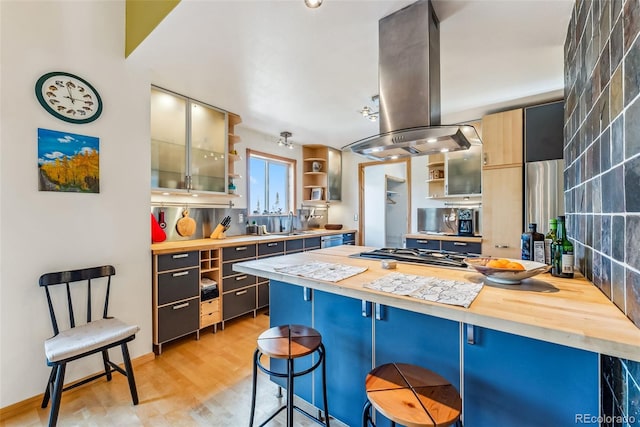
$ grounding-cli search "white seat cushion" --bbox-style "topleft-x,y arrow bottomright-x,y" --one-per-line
45,317 -> 139,363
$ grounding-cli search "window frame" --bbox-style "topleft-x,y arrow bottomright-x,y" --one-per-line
246,149 -> 297,216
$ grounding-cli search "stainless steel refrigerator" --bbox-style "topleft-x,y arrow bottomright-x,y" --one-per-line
525,159 -> 564,231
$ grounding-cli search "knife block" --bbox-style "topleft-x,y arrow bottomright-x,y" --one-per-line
210,224 -> 228,239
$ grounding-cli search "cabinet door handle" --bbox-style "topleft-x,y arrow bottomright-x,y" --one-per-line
172,253 -> 189,259
416,240 -> 430,244
173,302 -> 189,310
235,275 -> 248,281
466,324 -> 476,345
173,271 -> 189,277
267,242 -> 278,247
483,153 -> 487,165
303,287 -> 312,301
453,242 -> 468,246
235,290 -> 248,296
495,244 -> 510,248
235,247 -> 247,251
361,300 -> 372,317
375,303 -> 384,321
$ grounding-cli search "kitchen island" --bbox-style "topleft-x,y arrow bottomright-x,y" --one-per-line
234,245 -> 640,427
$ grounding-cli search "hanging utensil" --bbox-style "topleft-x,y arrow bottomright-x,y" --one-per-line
158,209 -> 167,229
176,209 -> 196,237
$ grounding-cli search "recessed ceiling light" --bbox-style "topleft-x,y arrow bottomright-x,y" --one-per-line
427,138 -> 437,143
440,148 -> 449,153
304,0 -> 322,8
162,192 -> 170,196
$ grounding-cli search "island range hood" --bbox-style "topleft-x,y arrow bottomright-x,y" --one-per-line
343,0 -> 481,161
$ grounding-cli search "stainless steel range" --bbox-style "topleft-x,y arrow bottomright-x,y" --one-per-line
352,248 -> 477,269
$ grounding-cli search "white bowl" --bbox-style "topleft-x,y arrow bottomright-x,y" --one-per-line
463,257 -> 551,285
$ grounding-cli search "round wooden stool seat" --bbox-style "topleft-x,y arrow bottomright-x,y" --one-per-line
365,363 -> 461,427
257,324 -> 322,359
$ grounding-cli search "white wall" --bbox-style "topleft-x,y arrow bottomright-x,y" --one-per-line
0,1 -> 151,407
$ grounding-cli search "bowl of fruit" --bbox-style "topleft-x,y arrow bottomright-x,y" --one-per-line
463,257 -> 551,285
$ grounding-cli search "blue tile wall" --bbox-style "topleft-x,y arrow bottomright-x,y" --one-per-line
564,0 -> 640,426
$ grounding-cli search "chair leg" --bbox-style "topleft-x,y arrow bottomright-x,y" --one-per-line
102,350 -> 112,381
249,349 -> 259,427
362,401 -> 373,427
286,357 -> 294,427
41,367 -> 56,408
320,345 -> 330,426
48,364 -> 66,427
121,342 -> 139,405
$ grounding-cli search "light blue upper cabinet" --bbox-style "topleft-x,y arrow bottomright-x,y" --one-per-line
150,86 -> 227,194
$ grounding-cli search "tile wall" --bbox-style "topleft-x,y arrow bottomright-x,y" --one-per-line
564,0 -> 640,425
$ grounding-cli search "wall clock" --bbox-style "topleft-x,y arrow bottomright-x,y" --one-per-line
35,72 -> 103,124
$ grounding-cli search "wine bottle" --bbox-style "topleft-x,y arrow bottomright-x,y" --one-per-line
544,218 -> 557,265
521,223 -> 545,261
551,216 -> 574,278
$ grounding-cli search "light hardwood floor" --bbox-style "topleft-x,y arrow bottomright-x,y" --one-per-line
1,311 -> 345,427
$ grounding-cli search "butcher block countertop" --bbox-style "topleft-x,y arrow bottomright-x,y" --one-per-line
150,229 -> 356,255
233,245 -> 640,362
405,233 -> 482,243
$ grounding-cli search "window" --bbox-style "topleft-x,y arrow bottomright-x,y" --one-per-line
247,149 -> 296,215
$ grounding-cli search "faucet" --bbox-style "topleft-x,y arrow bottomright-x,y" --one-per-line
287,210 -> 295,234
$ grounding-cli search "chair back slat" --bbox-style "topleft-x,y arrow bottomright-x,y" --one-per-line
39,265 -> 116,336
66,282 -> 75,328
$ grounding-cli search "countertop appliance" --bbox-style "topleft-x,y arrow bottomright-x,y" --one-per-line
417,207 -> 481,236
351,248 -> 477,269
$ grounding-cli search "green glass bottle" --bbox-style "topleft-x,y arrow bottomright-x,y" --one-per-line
551,216 -> 574,278
544,218 -> 557,265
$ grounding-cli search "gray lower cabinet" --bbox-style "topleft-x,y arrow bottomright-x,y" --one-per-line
223,286 -> 257,320
153,250 -> 200,354
222,244 -> 258,323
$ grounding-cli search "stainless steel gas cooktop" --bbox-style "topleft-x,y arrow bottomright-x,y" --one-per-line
351,247 -> 478,269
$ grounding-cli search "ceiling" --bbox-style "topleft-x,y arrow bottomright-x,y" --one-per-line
129,0 -> 574,149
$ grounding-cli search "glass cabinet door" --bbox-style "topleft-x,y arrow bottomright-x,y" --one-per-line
190,101 -> 227,193
445,144 -> 482,196
151,88 -> 187,190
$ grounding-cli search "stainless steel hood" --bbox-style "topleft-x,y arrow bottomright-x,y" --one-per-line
343,0 -> 481,161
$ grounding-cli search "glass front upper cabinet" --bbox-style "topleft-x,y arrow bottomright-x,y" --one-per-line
151,87 -> 227,193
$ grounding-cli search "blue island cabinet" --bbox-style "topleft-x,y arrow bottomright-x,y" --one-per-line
462,325 -> 599,427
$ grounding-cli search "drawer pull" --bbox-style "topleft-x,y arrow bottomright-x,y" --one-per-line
235,275 -> 248,281
172,271 -> 189,277
235,290 -> 248,296
453,242 -> 468,246
173,302 -> 189,310
467,324 -> 475,345
416,240 -> 429,244
235,247 -> 248,251
172,253 -> 189,259
495,244 -> 510,248
267,242 -> 279,247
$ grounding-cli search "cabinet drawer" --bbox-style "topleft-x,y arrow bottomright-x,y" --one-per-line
157,251 -> 199,272
223,286 -> 257,321
258,241 -> 284,257
285,238 -> 304,253
157,297 -> 199,343
158,267 -> 199,305
200,298 -> 220,316
406,238 -> 440,250
201,311 -> 221,328
258,282 -> 269,308
304,237 -> 321,250
223,273 -> 257,292
222,245 -> 256,262
442,241 -> 482,254
223,261 -> 256,278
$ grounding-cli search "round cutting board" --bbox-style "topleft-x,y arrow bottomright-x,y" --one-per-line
176,209 -> 196,237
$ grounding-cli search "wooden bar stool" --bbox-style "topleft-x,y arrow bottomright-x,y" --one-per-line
362,363 -> 462,427
249,324 -> 330,427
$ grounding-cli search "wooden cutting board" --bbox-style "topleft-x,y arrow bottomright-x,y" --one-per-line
176,209 -> 196,237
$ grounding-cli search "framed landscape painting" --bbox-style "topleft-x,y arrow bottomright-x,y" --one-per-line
37,128 -> 100,193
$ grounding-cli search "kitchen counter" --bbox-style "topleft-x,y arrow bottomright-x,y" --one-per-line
150,228 -> 356,254
233,245 -> 640,362
405,233 -> 482,243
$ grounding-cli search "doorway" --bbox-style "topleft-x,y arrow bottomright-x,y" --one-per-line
358,159 -> 411,247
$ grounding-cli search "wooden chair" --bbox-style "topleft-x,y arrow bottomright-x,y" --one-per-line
363,363 -> 462,427
39,265 -> 139,427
